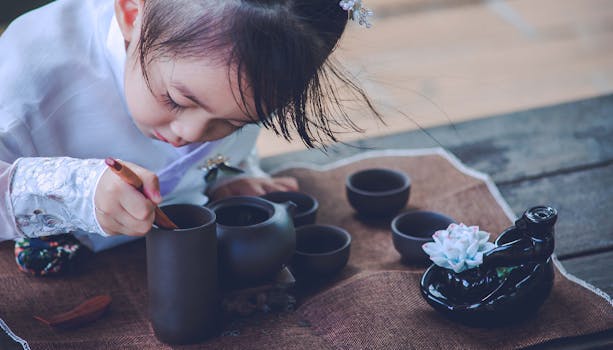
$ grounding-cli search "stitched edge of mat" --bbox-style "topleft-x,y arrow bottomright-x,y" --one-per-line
0,317 -> 30,350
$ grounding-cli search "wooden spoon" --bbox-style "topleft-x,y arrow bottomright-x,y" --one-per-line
34,295 -> 112,329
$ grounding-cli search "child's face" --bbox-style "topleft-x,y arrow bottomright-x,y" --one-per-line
123,54 -> 257,147
116,0 -> 258,147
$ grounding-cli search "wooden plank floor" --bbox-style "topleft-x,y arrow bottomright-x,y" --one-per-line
257,0 -> 613,156
3,1 -> 611,157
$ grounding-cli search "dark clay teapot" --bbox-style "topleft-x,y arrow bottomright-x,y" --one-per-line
420,206 -> 557,326
208,196 -> 296,288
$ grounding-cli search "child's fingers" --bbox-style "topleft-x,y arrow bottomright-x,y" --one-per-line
101,175 -> 155,223
237,180 -> 266,196
261,177 -> 299,193
221,179 -> 266,197
94,170 -> 134,219
115,181 -> 155,219
121,161 -> 162,204
211,177 -> 298,201
96,209 -> 132,236
95,207 -> 121,235
118,190 -> 156,224
97,201 -> 153,236
210,186 -> 233,201
261,181 -> 282,193
117,217 -> 154,236
272,177 -> 299,191
109,204 -> 153,236
95,164 -> 157,236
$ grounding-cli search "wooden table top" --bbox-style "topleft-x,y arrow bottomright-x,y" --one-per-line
262,93 -> 613,349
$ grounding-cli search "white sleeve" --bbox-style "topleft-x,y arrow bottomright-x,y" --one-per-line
0,161 -> 18,242
0,157 -> 108,242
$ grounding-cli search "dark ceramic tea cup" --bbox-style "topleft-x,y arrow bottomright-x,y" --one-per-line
346,168 -> 411,217
391,211 -> 455,265
261,191 -> 319,227
208,196 -> 296,287
292,224 -> 351,277
146,204 -> 219,345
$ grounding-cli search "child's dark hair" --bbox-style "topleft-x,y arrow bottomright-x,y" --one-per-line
137,0 -> 380,148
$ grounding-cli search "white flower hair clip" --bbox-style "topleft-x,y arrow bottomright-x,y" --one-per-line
339,0 -> 374,28
422,223 -> 496,273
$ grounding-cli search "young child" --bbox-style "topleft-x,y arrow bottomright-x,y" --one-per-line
0,0 -> 376,273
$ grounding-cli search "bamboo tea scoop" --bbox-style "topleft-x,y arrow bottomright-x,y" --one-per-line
105,157 -> 179,230
34,295 -> 112,329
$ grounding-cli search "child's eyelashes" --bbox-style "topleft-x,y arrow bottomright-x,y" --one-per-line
226,120 -> 247,129
226,118 -> 260,130
160,90 -> 253,131
162,92 -> 185,112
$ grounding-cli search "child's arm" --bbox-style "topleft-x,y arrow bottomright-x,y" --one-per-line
199,123 -> 298,200
206,147 -> 298,201
0,157 -> 108,242
0,157 -> 161,243
209,176 -> 298,200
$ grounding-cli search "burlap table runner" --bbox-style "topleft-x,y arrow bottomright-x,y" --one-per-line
1,149 -> 611,349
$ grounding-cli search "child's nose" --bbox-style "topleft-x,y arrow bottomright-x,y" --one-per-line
170,117 -> 209,143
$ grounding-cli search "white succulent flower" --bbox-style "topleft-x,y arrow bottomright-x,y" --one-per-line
422,223 -> 496,273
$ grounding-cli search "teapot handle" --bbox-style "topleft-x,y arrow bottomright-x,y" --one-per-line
279,200 -> 297,217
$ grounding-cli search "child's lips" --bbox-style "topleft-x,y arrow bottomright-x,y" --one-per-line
153,130 -> 169,143
154,130 -> 184,147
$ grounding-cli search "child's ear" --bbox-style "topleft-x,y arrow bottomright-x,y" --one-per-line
114,0 -> 144,43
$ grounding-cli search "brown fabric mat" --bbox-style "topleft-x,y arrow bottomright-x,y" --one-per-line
1,153 -> 611,349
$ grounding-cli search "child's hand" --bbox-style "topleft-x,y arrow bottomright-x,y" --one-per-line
94,162 -> 162,236
210,176 -> 299,201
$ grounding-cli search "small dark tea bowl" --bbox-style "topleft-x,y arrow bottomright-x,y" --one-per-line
391,211 -> 455,265
346,168 -> 411,217
261,191 -> 319,227
292,224 -> 351,278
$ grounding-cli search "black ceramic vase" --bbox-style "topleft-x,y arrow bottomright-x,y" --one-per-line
146,204 -> 219,345
208,196 -> 297,288
420,206 -> 558,326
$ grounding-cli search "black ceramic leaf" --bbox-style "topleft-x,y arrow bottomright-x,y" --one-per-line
219,163 -> 244,175
204,167 -> 218,184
